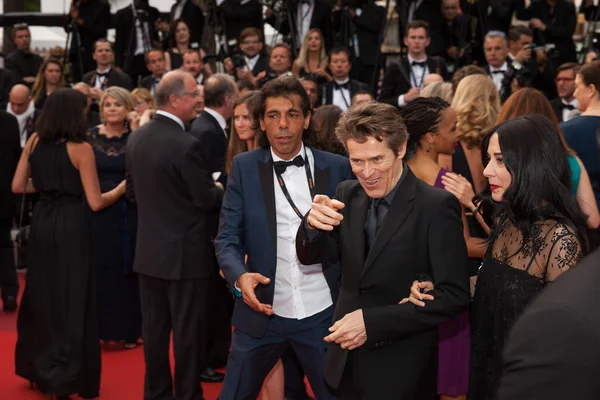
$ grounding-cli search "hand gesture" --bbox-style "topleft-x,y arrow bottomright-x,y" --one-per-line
237,272 -> 274,315
441,172 -> 475,209
404,88 -> 420,103
237,68 -> 252,81
307,195 -> 345,231
514,45 -> 532,63
447,46 -> 459,60
116,180 -> 127,197
253,71 -> 267,87
90,87 -> 103,101
128,111 -> 141,131
324,309 -> 367,350
399,280 -> 435,307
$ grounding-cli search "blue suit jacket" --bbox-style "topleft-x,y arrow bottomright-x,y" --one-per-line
215,146 -> 353,338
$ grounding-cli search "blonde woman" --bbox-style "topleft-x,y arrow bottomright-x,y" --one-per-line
31,58 -> 66,109
291,29 -> 331,84
88,86 -> 142,350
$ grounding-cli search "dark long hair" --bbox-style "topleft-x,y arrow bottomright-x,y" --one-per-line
476,115 -> 596,254
35,88 -> 89,143
313,105 -> 344,155
255,77 -> 317,148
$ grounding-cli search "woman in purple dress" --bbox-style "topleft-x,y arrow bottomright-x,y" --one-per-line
401,97 -> 486,400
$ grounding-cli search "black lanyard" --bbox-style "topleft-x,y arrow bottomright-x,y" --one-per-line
274,148 -> 316,219
409,63 -> 426,89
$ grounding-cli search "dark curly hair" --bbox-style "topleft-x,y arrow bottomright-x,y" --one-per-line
400,96 -> 450,158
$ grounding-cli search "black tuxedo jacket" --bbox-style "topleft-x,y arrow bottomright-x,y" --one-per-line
220,0 -> 264,44
296,168 -> 470,397
320,79 -> 368,107
267,0 -> 334,52
139,75 -> 162,92
126,114 -> 223,280
82,68 -> 134,92
0,68 -> 17,110
550,97 -> 576,123
378,56 -> 449,107
235,54 -> 270,80
170,1 -> 205,46
497,249 -> 600,399
0,111 -> 21,219
114,4 -> 160,69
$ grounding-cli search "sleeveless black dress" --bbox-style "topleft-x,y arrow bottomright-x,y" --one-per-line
15,140 -> 101,398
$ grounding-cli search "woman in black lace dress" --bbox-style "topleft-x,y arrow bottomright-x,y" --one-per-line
12,88 -> 126,399
405,115 -> 596,400
89,87 -> 141,349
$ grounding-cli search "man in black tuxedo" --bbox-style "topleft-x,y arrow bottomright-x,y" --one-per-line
0,111 -> 21,312
440,0 -> 471,73
497,249 -> 600,399
82,39 -> 134,112
266,0 -> 334,53
139,49 -> 167,96
126,70 -> 224,400
320,47 -> 367,111
170,0 -> 205,46
189,73 -> 238,381
378,20 -> 449,108
297,101 -> 470,399
482,31 -> 511,98
551,63 -> 578,122
64,0 -> 111,82
114,0 -> 160,85
219,0 -> 264,47
5,24 -> 43,87
224,28 -> 270,86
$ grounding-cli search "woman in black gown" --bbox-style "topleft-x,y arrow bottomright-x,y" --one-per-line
404,115 -> 597,400
89,86 -> 141,349
12,88 -> 126,399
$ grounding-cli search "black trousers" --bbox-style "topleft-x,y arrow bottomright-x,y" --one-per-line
139,274 -> 210,400
206,272 -> 234,369
0,217 -> 18,300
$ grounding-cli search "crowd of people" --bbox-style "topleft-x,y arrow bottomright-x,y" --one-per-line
1,0 -> 600,399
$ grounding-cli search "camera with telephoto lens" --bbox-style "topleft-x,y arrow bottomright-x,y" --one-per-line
230,53 -> 246,69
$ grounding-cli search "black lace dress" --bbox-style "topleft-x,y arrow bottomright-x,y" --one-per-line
469,217 -> 583,400
88,127 -> 141,343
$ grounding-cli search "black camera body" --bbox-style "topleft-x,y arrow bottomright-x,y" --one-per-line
230,53 -> 246,69
258,69 -> 278,86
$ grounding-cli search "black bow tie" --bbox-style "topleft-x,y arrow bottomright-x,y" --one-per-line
411,61 -> 426,68
335,81 -> 350,90
561,103 -> 575,111
96,72 -> 109,78
491,69 -> 506,74
273,155 -> 305,174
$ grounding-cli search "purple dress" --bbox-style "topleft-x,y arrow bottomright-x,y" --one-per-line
435,168 -> 470,397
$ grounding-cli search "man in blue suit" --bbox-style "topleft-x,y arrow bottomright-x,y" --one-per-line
215,77 -> 352,400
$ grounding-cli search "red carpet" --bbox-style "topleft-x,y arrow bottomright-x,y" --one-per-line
0,273 -> 224,399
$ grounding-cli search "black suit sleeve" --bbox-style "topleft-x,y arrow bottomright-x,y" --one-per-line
181,140 -> 224,213
362,194 -> 470,344
497,306 -> 600,399
378,63 -> 407,106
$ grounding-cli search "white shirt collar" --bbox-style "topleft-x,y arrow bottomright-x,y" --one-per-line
156,110 -> 185,130
562,98 -> 578,106
96,66 -> 112,74
245,54 -> 260,65
408,54 -> 427,64
203,107 -> 227,131
271,142 -> 305,163
334,78 -> 350,85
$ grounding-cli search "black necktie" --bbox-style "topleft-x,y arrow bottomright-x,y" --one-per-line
492,70 -> 506,75
365,198 -> 382,252
561,103 -> 575,110
411,61 -> 426,68
273,155 -> 305,175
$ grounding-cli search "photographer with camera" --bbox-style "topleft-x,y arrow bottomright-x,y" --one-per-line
516,0 -> 577,65
224,28 -> 270,87
64,0 -> 112,82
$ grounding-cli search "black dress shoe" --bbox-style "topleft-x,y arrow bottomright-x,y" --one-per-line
3,296 -> 17,312
200,367 -> 224,382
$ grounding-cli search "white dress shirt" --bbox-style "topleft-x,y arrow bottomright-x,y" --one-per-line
203,107 -> 228,138
296,0 -> 315,48
244,54 -> 260,72
95,67 -> 112,89
562,98 -> 579,122
332,78 -> 351,111
156,110 -> 185,130
489,62 -> 508,92
271,144 -> 332,319
397,55 -> 428,107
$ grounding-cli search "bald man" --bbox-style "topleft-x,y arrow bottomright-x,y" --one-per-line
72,82 -> 100,128
7,84 -> 36,149
423,73 -> 444,87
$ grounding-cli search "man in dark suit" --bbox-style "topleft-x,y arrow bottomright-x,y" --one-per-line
440,0 -> 471,72
0,111 -> 21,312
114,0 -> 160,84
482,31 -> 512,98
378,20 -> 449,108
189,73 -> 238,382
139,49 -> 167,96
82,39 -> 133,112
266,0 -> 334,54
5,24 -> 43,87
126,70 -> 224,400
497,249 -> 600,399
223,28 -> 270,86
551,63 -> 578,122
170,0 -> 205,46
320,47 -> 367,111
297,101 -> 470,399
215,76 -> 352,400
